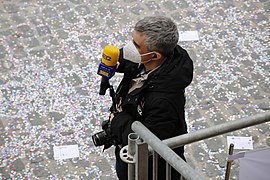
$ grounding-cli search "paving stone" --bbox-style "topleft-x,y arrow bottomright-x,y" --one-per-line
206,138 -> 224,152
61,129 -> 75,136
4,4 -> 19,13
97,6 -> 110,18
241,106 -> 260,116
75,5 -> 91,16
192,145 -> 210,162
162,1 -> 177,11
263,2 -> 270,12
248,89 -> 264,100
110,5 -> 125,15
145,1 -> 161,10
256,124 -> 270,134
84,16 -> 99,28
30,155 -> 44,163
36,25 -> 51,36
29,16 -> 46,26
63,11 -> 80,24
47,47 -> 67,60
201,100 -> 215,110
28,111 -> 45,126
0,28 -> 15,36
258,102 -> 270,110
55,29 -> 69,39
70,0 -> 84,4
33,166 -> 51,177
0,167 -> 11,179
11,159 -> 25,172
0,120 -> 4,132
0,17 -> 11,29
0,45 -> 7,58
45,146 -> 54,160
106,18 -> 118,29
17,25 -> 35,38
30,49 -> 46,58
212,113 -> 226,125
20,0 -> 32,2
238,76 -> 252,88
214,152 -> 227,168
48,111 -> 65,122
171,12 -> 183,22
260,82 -> 270,93
204,163 -> 222,178
11,14 -> 27,24
42,36 -> 60,47
70,159 -> 90,168
266,138 -> 270,147
1,60 -> 14,71
189,109 -> 202,120
42,7 -> 59,18
65,72 -> 83,86
192,119 -> 208,130
75,87 -> 89,96
0,136 -> 5,145
213,89 -> 229,101
54,2 -> 71,12
250,72 -> 264,82
124,0 -> 136,2
94,159 -> 112,173
23,37 -> 40,48
7,36 -> 21,48
129,4 -> 145,15
227,106 -> 241,115
234,96 -> 250,105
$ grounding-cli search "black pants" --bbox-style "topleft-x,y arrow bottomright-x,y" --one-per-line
115,146 -> 185,180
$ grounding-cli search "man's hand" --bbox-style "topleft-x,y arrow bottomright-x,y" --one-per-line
109,113 -> 114,122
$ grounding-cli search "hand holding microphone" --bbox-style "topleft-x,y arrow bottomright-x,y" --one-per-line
97,45 -> 120,95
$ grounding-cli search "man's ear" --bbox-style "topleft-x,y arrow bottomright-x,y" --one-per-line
152,52 -> 162,60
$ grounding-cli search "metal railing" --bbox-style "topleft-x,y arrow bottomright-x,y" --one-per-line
120,111 -> 270,180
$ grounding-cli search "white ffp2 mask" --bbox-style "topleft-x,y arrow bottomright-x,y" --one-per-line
123,41 -> 154,64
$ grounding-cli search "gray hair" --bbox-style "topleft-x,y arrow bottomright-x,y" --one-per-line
134,16 -> 179,57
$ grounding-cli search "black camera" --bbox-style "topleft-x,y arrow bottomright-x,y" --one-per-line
92,120 -> 115,149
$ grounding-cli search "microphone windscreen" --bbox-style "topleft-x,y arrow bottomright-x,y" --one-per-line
102,45 -> 120,67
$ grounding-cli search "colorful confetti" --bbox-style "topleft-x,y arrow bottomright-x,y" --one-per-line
0,0 -> 269,179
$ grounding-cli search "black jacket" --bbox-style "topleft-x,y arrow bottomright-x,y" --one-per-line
111,45 -> 193,146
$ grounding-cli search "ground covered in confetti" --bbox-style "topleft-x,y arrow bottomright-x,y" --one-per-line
0,0 -> 269,179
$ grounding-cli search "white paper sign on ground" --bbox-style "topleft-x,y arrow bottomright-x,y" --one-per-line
179,31 -> 200,41
53,145 -> 80,160
227,136 -> 253,150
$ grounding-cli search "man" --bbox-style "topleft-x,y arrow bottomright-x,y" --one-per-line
110,16 -> 193,180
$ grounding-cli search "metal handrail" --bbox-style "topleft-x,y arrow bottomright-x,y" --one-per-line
162,111 -> 270,150
132,121 -> 206,180
131,111 -> 270,180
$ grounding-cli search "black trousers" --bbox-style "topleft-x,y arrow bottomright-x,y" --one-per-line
115,146 -> 185,180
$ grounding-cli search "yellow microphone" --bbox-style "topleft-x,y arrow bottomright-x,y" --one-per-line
97,45 -> 120,79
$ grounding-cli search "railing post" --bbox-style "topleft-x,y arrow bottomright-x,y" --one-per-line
135,138 -> 148,180
120,133 -> 139,180
166,162 -> 171,180
153,152 -> 158,180
128,133 -> 139,180
225,144 -> 234,180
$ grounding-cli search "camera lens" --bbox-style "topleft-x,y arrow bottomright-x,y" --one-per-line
92,131 -> 107,146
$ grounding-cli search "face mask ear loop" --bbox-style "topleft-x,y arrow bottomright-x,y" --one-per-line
140,59 -> 152,64
140,52 -> 155,57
